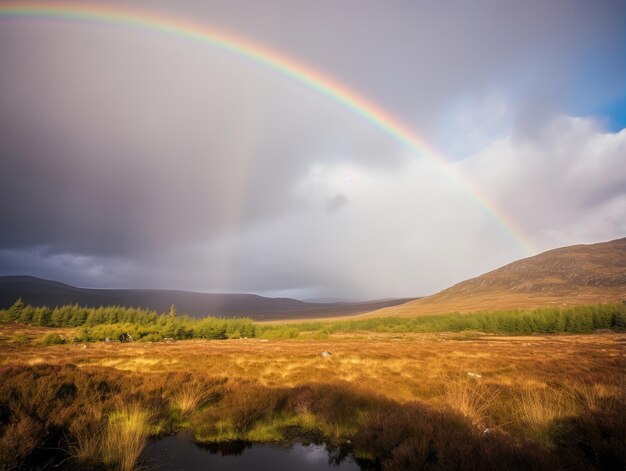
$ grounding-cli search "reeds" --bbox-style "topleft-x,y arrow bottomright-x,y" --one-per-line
513,387 -> 578,443
172,382 -> 211,417
102,404 -> 151,471
68,407 -> 106,464
442,378 -> 500,427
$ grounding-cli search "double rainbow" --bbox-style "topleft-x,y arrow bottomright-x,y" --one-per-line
0,1 -> 533,255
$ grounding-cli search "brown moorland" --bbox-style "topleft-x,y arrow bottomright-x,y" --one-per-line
0,323 -> 624,470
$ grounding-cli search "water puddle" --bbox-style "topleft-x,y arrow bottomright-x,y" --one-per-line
142,432 -> 367,470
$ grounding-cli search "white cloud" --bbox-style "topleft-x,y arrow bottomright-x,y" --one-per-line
198,114 -> 625,298
460,116 -> 626,252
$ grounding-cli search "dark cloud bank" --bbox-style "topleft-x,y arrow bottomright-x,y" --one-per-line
0,0 -> 624,298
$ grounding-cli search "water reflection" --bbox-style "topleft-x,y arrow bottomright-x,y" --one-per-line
142,432 -> 367,470
197,440 -> 252,457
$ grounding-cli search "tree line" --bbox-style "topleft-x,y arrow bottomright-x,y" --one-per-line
283,303 -> 626,334
1,299 -> 624,341
0,299 -> 255,341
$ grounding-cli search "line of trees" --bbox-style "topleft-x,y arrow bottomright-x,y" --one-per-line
271,303 -> 626,335
0,299 -> 255,341
1,299 -> 625,341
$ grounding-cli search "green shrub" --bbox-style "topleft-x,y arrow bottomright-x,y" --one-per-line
42,333 -> 66,345
312,330 -> 330,340
258,326 -> 299,339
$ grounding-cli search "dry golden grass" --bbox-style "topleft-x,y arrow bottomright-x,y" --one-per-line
513,387 -> 578,443
0,325 -> 622,421
442,378 -> 500,427
103,404 -> 151,471
0,324 -> 624,469
68,404 -> 106,464
172,382 -> 211,416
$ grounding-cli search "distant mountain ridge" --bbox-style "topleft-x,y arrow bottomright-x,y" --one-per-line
3,238 -> 624,321
0,275 -> 415,321
369,237 -> 626,317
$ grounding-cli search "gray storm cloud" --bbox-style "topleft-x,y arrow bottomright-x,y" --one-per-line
0,0 -> 624,298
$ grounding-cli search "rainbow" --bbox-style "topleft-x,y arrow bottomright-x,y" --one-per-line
0,1 -> 533,255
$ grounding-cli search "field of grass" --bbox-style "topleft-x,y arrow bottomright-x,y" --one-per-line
0,318 -> 624,470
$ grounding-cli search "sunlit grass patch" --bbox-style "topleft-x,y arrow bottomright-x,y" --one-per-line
441,378 -> 500,427
171,382 -> 212,417
245,418 -> 285,441
573,382 -> 621,411
193,418 -> 239,442
102,404 -> 151,471
513,387 -> 579,444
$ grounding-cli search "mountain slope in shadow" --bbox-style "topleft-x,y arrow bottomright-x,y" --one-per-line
0,275 -> 414,320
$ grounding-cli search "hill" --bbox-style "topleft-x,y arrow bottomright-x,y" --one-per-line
369,237 -> 626,317
0,275 -> 414,320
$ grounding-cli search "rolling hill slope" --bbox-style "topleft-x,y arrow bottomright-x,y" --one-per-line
0,275 -> 414,320
369,237 -> 626,317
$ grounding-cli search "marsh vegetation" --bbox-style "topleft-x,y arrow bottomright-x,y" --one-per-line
0,301 -> 624,470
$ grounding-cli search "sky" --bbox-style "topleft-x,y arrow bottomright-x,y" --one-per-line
0,0 -> 624,299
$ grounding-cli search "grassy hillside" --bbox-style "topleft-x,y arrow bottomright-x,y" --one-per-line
370,237 -> 626,317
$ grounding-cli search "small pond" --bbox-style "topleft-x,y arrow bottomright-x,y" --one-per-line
142,432 -> 369,470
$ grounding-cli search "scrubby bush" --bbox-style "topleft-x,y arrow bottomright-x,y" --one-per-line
257,326 -> 299,339
42,333 -> 65,345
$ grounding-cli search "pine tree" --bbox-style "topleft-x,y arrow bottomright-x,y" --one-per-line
7,298 -> 25,321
